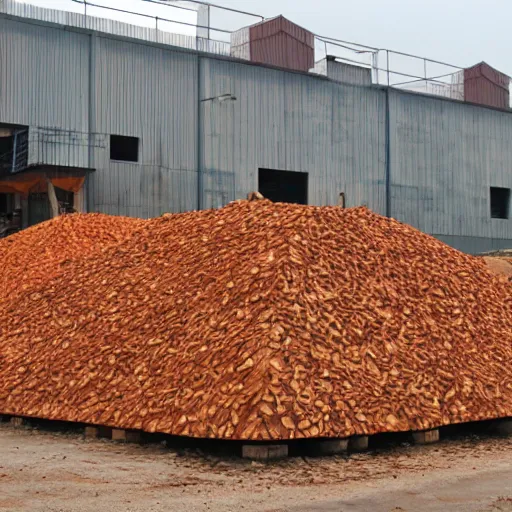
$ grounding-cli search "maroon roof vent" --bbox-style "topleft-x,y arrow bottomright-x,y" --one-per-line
464,62 -> 510,109
231,16 -> 315,73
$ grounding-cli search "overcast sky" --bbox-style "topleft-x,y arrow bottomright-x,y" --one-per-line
211,0 -> 510,75
20,0 -> 512,77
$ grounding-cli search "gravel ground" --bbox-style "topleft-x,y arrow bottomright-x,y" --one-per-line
0,423 -> 511,512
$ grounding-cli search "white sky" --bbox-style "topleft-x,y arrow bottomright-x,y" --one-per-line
18,0 -> 512,78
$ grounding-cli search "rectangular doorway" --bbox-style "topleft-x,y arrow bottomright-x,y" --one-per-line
258,168 -> 308,205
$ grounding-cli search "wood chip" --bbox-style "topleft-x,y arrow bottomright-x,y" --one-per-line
0,200 -> 511,441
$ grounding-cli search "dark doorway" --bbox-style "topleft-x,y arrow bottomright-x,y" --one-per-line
28,193 -> 51,226
28,187 -> 75,226
258,168 -> 308,205
0,193 -> 13,213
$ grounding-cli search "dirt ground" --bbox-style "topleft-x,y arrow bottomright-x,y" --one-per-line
0,424 -> 511,512
483,256 -> 512,277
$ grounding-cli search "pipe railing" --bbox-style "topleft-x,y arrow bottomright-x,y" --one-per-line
20,0 -> 471,98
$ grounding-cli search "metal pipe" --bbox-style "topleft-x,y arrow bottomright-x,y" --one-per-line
316,39 -> 378,57
159,0 -> 264,20
315,37 -> 463,72
374,66 -> 456,83
315,34 -> 379,51
11,132 -> 17,173
385,87 -> 391,218
386,50 -> 390,87
381,48 -> 463,70
207,4 -> 210,43
142,0 -> 197,13
72,0 -> 233,34
197,56 -> 202,211
391,71 -> 459,88
86,33 -> 97,213
201,93 -> 235,102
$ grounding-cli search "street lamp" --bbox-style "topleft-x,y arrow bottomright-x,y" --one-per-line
200,93 -> 237,103
197,93 -> 237,210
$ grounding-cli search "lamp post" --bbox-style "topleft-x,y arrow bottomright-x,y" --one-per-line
197,92 -> 236,210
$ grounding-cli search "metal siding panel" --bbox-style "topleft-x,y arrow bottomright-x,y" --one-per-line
464,76 -> 509,110
247,16 -> 314,72
249,32 -> 314,73
326,60 -> 372,86
280,17 -> 315,47
249,16 -> 314,48
89,37 -> 198,217
201,58 -> 287,206
390,89 -> 512,241
0,17 -> 89,130
332,84 -> 387,214
201,58 -> 386,211
463,62 -> 510,109
9,1 -> 512,242
0,0 -> 199,52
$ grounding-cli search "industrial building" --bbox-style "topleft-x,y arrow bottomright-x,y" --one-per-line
0,0 -> 511,253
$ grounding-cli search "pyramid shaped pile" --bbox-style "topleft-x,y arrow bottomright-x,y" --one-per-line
0,200 -> 511,441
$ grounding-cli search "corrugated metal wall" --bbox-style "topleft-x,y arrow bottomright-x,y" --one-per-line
201,58 -> 386,211
2,11 -> 512,253
89,36 -> 198,217
326,60 -> 372,86
389,89 -> 512,241
0,0 -> 208,54
0,17 -> 89,129
230,27 -> 250,61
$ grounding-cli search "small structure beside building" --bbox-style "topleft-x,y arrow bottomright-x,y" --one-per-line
231,16 -> 314,73
0,124 -> 93,229
311,55 -> 372,86
464,62 -> 510,110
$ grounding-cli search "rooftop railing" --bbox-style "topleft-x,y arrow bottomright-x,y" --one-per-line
0,0 -> 495,102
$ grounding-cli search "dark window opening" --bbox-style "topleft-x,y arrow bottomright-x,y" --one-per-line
258,168 -> 308,205
0,123 -> 29,175
110,135 -> 139,162
490,187 -> 510,219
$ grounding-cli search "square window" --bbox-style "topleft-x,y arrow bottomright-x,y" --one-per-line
110,135 -> 139,162
490,187 -> 510,219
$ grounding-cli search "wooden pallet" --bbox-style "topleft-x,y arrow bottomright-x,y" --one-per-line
2,414 -> 511,461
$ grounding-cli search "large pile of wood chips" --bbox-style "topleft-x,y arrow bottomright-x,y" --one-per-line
1,200 -> 511,441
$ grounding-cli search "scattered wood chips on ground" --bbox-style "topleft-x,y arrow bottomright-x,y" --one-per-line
1,200 -> 511,441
